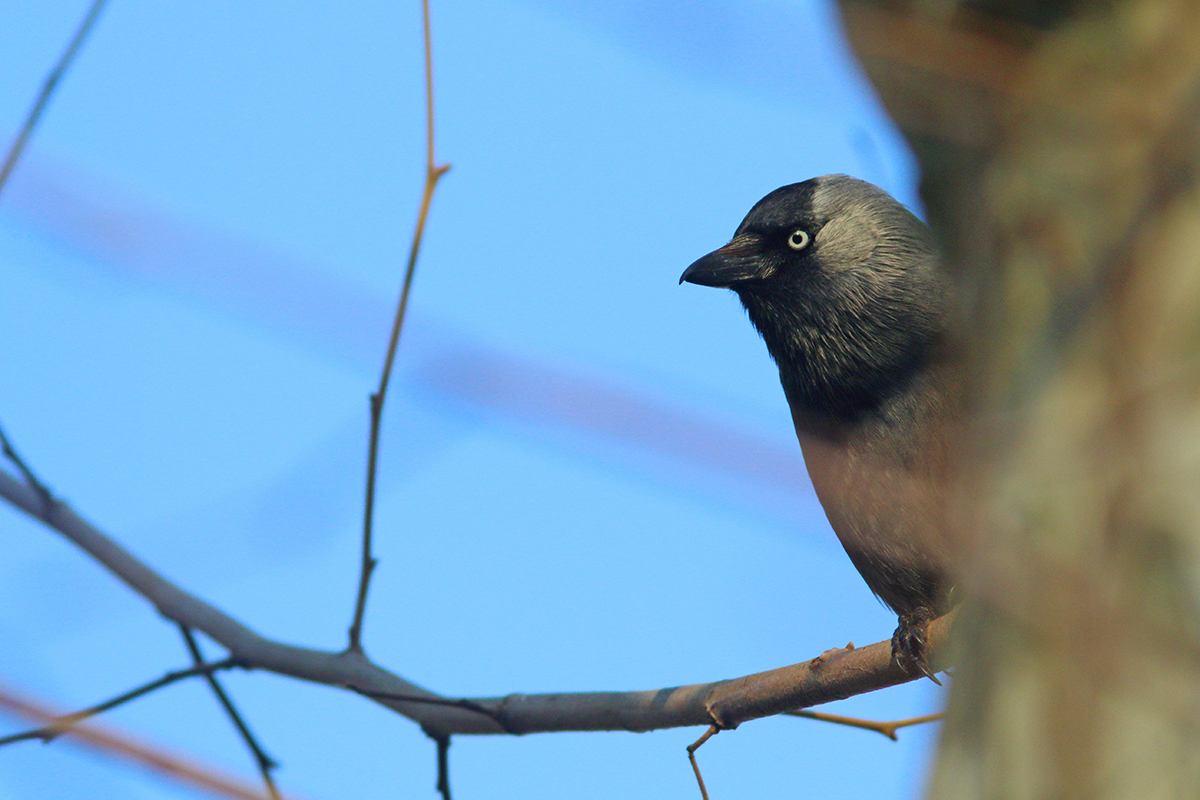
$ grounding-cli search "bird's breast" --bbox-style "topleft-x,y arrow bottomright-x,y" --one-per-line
792,411 -> 955,613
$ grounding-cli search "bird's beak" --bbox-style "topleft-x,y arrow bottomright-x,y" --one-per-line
679,234 -> 768,287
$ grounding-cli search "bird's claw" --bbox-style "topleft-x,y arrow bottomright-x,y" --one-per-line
892,613 -> 942,685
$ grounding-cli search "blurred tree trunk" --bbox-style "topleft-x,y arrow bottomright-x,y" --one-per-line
839,0 -> 1200,796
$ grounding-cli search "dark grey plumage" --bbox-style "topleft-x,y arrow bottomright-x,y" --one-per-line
681,175 -> 959,677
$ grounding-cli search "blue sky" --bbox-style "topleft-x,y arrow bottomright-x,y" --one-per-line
0,1 -> 942,798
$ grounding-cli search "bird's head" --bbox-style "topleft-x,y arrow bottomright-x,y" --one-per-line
681,175 -> 946,420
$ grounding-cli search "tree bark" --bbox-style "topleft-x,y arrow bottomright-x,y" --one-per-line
840,0 -> 1200,796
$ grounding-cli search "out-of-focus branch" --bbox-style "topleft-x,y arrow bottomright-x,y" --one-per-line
0,657 -> 239,746
0,0 -> 950,764
0,680 -> 300,800
348,0 -> 451,654
0,464 -> 951,738
2,158 -> 821,529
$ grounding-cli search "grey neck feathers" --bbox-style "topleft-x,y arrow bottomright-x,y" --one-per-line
738,259 -> 944,424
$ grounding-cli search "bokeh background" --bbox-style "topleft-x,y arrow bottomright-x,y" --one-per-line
0,1 -> 941,798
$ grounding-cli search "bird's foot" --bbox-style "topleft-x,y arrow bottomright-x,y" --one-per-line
892,611 -> 942,685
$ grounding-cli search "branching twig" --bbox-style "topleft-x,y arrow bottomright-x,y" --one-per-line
0,463 -> 956,737
0,0 -> 108,523
0,680 -> 293,800
0,0 -> 109,200
348,0 -> 452,653
686,725 -> 719,800
785,709 -> 945,740
349,686 -> 506,728
180,626 -> 281,800
0,424 -> 53,511
0,657 -> 239,747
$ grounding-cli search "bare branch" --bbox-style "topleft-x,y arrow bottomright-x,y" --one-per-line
349,686 -> 509,730
785,709 -> 945,741
0,0 -> 109,200
348,0 -> 452,653
0,423 -> 53,510
425,730 -> 452,800
180,627 -> 281,800
0,462 -> 953,738
701,628 -> 952,731
0,657 -> 238,747
686,725 -> 719,800
0,679 -> 294,800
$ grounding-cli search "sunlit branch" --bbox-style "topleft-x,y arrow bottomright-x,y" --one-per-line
686,725 -> 719,800
0,461 -> 955,738
785,709 -> 945,740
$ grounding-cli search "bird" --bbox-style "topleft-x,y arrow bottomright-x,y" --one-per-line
680,175 -> 960,680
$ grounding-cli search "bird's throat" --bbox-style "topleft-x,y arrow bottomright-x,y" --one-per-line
741,290 -> 936,425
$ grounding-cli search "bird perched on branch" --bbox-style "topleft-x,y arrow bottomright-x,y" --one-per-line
681,175 -> 959,680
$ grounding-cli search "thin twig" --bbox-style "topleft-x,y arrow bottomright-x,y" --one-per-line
348,0 -> 451,653
785,709 -> 945,741
686,725 -> 719,800
0,0 -> 109,200
1,463 -> 957,736
0,424 -> 53,510
0,680 -> 292,800
180,626 -> 281,800
349,686 -> 506,729
0,0 -> 109,521
424,729 -> 452,800
0,657 -> 239,747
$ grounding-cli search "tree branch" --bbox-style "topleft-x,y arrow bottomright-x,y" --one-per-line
347,0 -> 451,654
179,627 -> 281,800
0,679 -> 292,800
0,464 -> 951,739
426,730 -> 452,800
0,423 -> 53,511
0,657 -> 239,747
785,709 -> 945,741
0,0 -> 109,200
